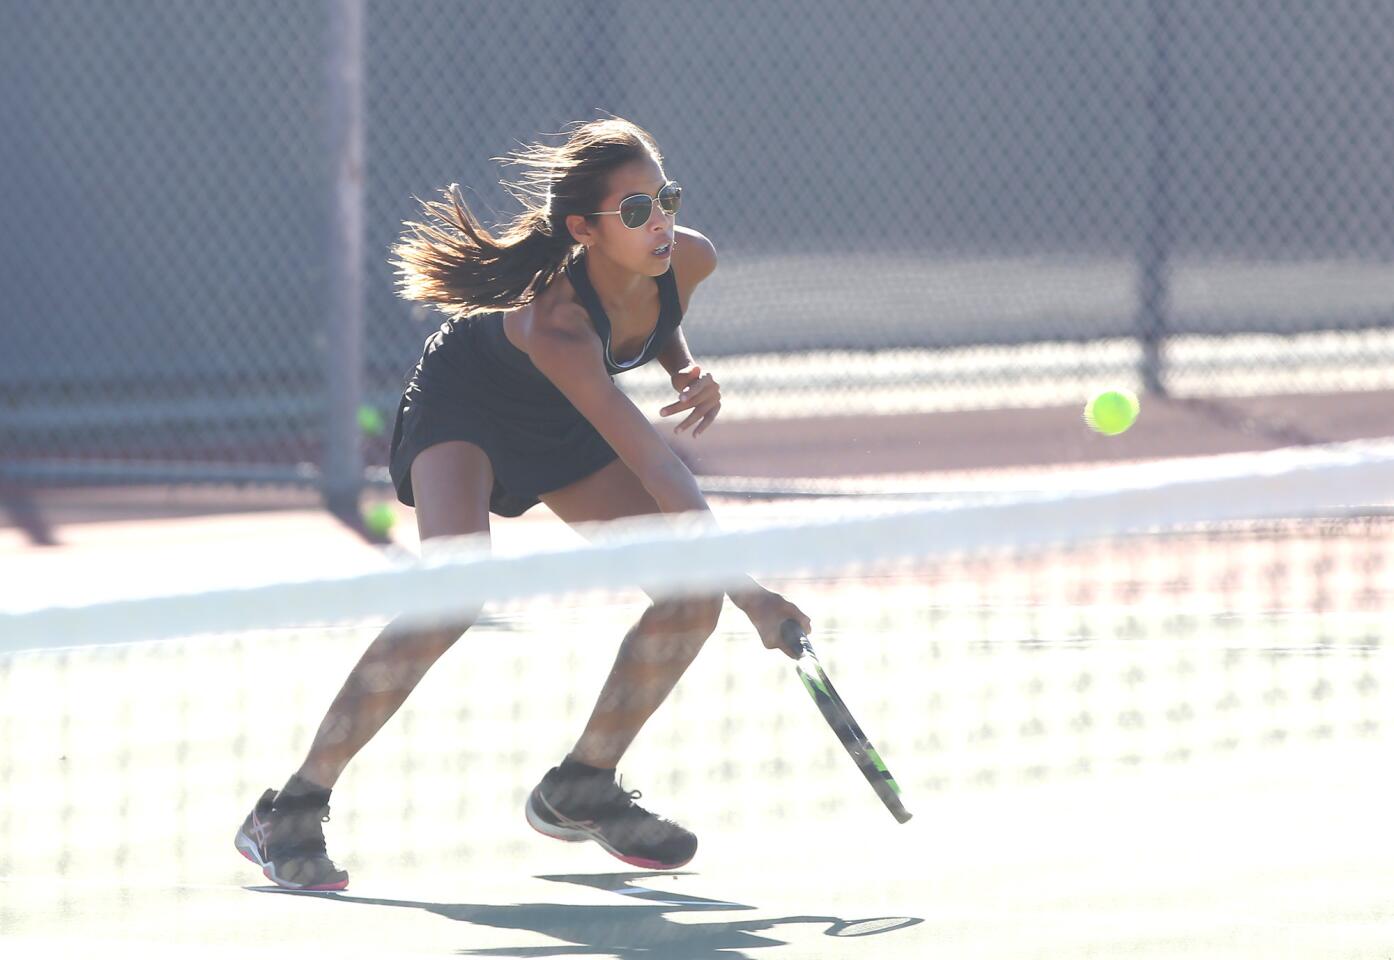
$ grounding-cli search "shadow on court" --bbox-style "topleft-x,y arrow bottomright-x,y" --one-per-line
254,871 -> 921,958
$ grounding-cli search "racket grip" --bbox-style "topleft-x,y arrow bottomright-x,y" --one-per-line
779,619 -> 807,658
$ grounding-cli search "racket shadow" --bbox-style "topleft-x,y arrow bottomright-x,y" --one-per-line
251,871 -> 923,958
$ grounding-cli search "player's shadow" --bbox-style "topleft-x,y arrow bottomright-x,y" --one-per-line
254,870 -> 921,959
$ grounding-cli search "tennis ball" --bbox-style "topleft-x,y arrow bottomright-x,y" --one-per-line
357,404 -> 386,437
362,502 -> 396,537
1083,389 -> 1139,435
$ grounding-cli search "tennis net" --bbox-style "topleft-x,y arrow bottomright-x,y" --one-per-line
3,440 -> 1393,885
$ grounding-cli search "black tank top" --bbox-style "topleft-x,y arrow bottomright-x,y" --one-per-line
563,247 -> 684,375
395,247 -> 685,513
465,246 -> 683,399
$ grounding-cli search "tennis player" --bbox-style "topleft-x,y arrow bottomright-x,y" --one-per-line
236,118 -> 811,890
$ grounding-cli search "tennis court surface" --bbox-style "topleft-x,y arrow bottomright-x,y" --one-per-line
5,442 -> 1394,958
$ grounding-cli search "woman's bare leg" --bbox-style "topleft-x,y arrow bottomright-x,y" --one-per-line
292,441 -> 494,789
561,596 -> 722,768
540,458 -> 722,769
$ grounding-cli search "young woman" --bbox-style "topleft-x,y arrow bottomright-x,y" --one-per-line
235,118 -> 811,890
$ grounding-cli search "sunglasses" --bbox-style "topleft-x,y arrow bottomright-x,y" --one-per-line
587,181 -> 682,229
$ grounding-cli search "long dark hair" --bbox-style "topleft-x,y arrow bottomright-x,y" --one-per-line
392,117 -> 663,321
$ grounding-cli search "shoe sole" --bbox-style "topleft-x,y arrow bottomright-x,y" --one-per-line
234,826 -> 350,892
524,788 -> 695,871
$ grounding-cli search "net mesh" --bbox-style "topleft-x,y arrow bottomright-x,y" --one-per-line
3,442 -> 1393,885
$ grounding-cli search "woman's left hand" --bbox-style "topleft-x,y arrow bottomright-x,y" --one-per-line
738,589 -> 813,660
661,365 -> 722,436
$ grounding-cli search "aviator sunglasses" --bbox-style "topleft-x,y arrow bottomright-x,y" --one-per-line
587,181 -> 682,228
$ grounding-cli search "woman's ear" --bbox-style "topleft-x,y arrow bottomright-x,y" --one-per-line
565,213 -> 595,247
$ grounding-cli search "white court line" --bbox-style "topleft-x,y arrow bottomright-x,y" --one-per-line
0,874 -> 270,893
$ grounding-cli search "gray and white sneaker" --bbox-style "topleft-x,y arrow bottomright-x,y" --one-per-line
235,787 -> 349,891
526,765 -> 697,869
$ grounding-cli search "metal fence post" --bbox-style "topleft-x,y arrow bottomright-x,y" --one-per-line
1137,0 -> 1173,396
324,0 -> 366,518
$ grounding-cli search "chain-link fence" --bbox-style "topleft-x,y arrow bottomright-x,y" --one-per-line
3,0 -> 1392,493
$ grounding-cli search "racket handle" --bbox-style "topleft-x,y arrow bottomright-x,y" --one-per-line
779,618 -> 808,658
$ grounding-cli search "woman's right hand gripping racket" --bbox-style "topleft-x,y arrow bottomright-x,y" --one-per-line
779,620 -> 912,824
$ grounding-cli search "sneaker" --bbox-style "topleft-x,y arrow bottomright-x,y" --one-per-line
525,765 -> 697,869
235,787 -> 350,891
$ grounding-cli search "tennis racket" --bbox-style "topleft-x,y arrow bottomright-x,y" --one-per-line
780,620 -> 912,823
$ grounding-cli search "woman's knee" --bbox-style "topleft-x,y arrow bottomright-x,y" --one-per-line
649,595 -> 724,642
381,611 -> 478,662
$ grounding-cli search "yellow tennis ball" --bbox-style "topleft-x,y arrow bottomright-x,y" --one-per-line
357,405 -> 386,437
362,502 -> 396,536
1084,389 -> 1139,435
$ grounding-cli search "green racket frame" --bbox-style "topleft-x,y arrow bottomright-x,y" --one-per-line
781,620 -> 912,823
